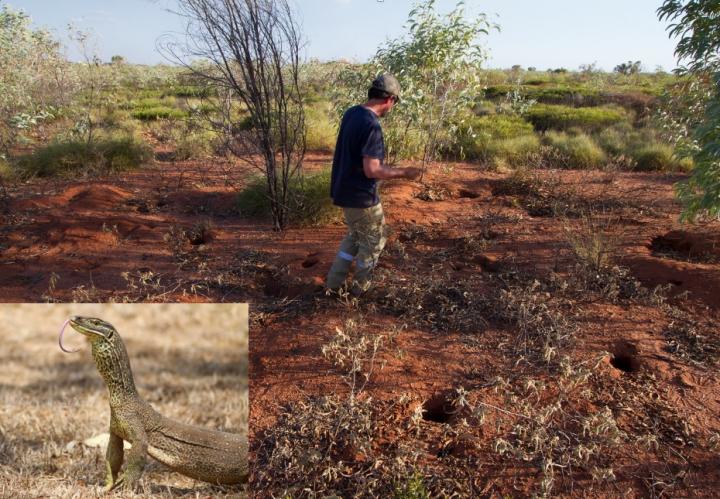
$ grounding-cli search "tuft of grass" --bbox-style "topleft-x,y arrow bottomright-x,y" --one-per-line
305,102 -> 337,152
169,85 -> 213,98
394,471 -> 431,499
237,168 -> 338,225
564,216 -> 617,274
543,131 -> 607,169
526,104 -> 628,132
485,84 -> 602,105
592,126 -> 691,172
559,215 -> 664,303
131,107 -> 188,121
0,156 -> 12,179
174,130 -> 218,160
594,126 -> 629,156
120,96 -> 173,111
486,134 -> 542,168
16,137 -> 152,177
457,114 -> 537,163
631,143 -> 691,172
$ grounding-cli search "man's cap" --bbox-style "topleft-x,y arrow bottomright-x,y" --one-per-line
371,73 -> 401,100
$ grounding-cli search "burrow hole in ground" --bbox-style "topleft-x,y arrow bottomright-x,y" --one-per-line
422,391 -> 456,424
457,189 -> 480,199
610,341 -> 642,373
302,257 -> 319,268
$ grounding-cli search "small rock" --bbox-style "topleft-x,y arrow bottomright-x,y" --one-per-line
677,373 -> 697,388
83,433 -> 131,449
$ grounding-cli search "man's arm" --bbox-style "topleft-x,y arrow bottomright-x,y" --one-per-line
363,157 -> 421,180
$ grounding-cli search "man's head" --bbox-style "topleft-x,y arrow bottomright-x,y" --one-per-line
367,73 -> 400,117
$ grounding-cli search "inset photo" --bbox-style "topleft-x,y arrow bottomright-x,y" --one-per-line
0,304 -> 248,497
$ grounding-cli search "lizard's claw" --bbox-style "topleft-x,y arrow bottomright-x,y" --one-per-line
108,474 -> 139,493
108,475 -> 124,492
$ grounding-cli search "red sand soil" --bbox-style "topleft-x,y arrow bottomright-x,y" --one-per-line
2,150 -> 719,495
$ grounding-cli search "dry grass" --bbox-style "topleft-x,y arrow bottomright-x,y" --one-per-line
0,304 -> 248,498
663,306 -> 720,367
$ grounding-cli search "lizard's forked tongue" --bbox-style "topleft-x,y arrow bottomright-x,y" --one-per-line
59,318 -> 80,353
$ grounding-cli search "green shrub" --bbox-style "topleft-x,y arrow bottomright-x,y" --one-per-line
543,131 -> 606,169
631,143 -> 691,172
135,89 -> 163,100
384,125 -> 427,161
97,111 -> 143,138
486,85 -> 602,105
487,134 -> 541,168
237,168 -> 338,225
484,84 -> 514,99
175,130 -> 217,160
457,114 -> 536,162
131,107 -> 187,121
169,85 -> 213,98
135,97 -> 168,108
526,104 -> 628,131
394,471 -> 430,499
473,114 -> 535,139
305,102 -> 336,152
16,137 -> 152,177
594,127 -> 628,155
120,97 -> 168,111
0,157 -> 12,179
187,102 -> 215,116
236,114 -> 254,131
533,86 -> 601,105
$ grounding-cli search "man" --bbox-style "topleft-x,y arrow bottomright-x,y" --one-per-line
326,74 -> 421,295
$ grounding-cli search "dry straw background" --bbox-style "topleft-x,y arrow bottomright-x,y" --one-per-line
0,303 -> 248,498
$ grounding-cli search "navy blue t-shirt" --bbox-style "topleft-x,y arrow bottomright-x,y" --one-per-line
330,105 -> 385,208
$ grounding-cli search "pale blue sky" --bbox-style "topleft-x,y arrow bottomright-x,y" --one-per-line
7,0 -> 680,71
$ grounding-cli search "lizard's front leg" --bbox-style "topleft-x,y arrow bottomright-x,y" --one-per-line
104,431 -> 124,491
110,420 -> 148,492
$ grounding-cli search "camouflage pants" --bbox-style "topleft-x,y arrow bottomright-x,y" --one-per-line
326,203 -> 387,293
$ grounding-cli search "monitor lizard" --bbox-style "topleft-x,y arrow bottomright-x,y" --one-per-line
61,315 -> 248,492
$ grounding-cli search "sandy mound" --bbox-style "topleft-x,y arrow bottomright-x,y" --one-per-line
65,184 -> 133,211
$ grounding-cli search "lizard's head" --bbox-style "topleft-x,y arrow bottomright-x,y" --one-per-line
66,316 -> 137,398
69,316 -> 120,345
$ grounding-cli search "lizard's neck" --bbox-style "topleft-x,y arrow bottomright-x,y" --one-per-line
92,341 -> 140,404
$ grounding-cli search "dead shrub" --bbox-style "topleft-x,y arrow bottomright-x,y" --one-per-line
491,355 -> 625,497
321,319 -> 385,399
375,270 -> 488,334
478,274 -> 577,364
559,215 -> 667,304
664,306 -> 719,366
414,183 -> 451,201
564,215 -> 618,272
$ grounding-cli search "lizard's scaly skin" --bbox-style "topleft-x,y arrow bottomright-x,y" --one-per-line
68,316 -> 248,491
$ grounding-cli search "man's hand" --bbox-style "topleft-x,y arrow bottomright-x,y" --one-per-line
402,167 -> 422,180
363,157 -> 422,181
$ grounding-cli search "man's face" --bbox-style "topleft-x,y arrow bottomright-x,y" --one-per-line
379,95 -> 398,117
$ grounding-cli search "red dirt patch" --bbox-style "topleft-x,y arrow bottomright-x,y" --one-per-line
2,149 -> 720,495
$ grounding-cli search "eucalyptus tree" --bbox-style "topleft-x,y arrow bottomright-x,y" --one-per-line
0,4 -> 67,158
335,0 -> 496,171
162,0 -> 305,231
658,0 -> 720,220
